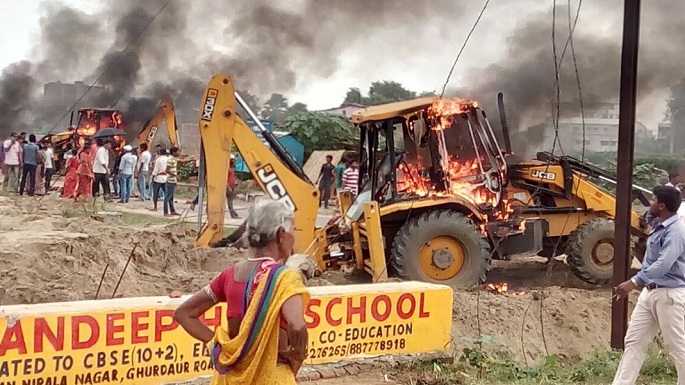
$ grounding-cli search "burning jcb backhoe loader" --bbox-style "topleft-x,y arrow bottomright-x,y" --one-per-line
41,108 -> 125,170
496,90 -> 650,284
194,74 -> 547,288
135,94 -> 180,149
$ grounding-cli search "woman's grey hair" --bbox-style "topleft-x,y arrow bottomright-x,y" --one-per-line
245,198 -> 294,248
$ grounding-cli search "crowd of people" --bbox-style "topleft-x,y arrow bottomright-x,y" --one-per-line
316,155 -> 359,209
0,132 -> 55,197
0,132 -> 184,217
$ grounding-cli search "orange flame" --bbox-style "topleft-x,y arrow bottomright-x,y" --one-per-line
485,282 -> 526,296
395,99 -> 512,223
486,282 -> 509,294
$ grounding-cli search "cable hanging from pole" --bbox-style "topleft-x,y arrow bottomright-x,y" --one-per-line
439,0 -> 491,99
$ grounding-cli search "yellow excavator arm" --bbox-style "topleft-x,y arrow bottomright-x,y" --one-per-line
136,94 -> 179,148
194,74 -> 320,251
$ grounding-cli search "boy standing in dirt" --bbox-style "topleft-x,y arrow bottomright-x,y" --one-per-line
612,185 -> 685,385
149,147 -> 168,212
163,147 -> 181,216
317,155 -> 335,209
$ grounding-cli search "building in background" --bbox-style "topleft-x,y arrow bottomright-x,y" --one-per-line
43,81 -> 107,106
657,121 -> 674,153
540,102 -> 652,153
40,81 -> 108,133
317,102 -> 366,117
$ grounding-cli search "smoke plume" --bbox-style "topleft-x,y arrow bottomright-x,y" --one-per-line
0,62 -> 35,134
451,0 -> 685,154
2,0 -> 684,148
0,0 -> 477,137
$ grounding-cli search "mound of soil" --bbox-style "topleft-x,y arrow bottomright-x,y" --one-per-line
0,196 -> 247,305
0,196 -> 630,364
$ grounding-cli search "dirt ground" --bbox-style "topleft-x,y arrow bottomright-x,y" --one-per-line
0,195 -> 633,383
0,195 -> 243,304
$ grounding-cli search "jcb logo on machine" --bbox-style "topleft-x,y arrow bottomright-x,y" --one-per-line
201,89 -> 219,121
146,126 -> 159,142
531,170 -> 556,180
257,164 -> 297,212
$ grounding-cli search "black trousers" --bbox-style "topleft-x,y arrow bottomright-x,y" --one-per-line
45,168 -> 54,192
19,164 -> 36,196
319,183 -> 332,208
93,173 -> 110,197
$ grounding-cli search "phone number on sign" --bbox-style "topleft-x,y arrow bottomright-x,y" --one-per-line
308,339 -> 406,360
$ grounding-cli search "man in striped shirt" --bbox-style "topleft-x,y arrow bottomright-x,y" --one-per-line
342,160 -> 360,197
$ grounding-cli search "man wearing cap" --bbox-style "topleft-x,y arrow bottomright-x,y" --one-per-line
118,145 -> 137,203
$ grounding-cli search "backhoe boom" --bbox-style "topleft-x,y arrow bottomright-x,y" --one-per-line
194,74 -> 320,250
136,94 -> 179,149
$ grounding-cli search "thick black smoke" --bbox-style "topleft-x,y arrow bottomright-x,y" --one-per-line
451,0 -> 685,154
0,62 -> 35,134
0,0 -> 477,137
5,0 -> 683,145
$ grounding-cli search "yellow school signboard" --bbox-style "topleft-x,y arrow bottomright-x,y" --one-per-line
0,282 -> 452,384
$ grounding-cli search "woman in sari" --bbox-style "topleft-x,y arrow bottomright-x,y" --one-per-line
74,146 -> 94,200
175,199 -> 309,385
61,149 -> 79,198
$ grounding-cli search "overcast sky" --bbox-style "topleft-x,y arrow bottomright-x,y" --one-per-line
0,0 -> 678,134
0,0 -> 547,109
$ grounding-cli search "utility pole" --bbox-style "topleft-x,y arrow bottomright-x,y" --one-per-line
612,0 -> 641,350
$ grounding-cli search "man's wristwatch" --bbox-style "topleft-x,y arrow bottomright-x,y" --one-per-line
630,277 -> 638,286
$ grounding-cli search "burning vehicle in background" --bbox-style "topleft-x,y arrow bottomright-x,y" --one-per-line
41,108 -> 126,170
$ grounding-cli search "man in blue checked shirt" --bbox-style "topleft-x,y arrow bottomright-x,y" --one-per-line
612,185 -> 685,385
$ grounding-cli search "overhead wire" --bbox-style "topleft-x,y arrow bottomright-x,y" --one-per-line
568,0 -> 586,164
45,0 -> 174,135
394,0 -> 493,275
439,0 -> 492,99
519,0 -> 586,361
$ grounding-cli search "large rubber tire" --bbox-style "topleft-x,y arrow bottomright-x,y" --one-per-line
566,218 -> 618,285
391,210 -> 491,288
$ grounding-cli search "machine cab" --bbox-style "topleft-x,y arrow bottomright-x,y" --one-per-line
73,108 -> 126,148
345,97 -> 507,220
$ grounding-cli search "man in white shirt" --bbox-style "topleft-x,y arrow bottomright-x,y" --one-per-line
44,143 -> 54,193
118,145 -> 138,203
136,143 -> 152,201
2,133 -> 21,194
342,160 -> 360,197
149,147 -> 168,212
92,138 -> 111,200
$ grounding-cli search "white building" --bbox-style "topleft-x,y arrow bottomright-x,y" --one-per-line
657,121 -> 674,153
541,103 -> 650,153
317,102 -> 366,117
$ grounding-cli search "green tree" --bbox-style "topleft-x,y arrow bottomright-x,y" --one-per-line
287,102 -> 308,115
262,93 -> 289,127
365,80 -> 416,105
343,81 -> 435,106
286,111 -> 357,157
344,87 -> 363,104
